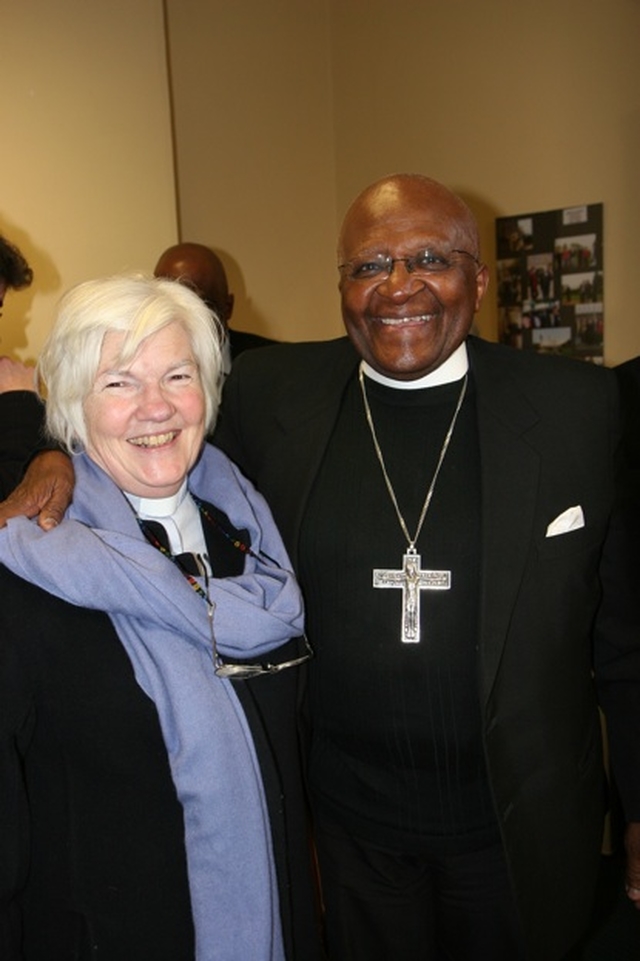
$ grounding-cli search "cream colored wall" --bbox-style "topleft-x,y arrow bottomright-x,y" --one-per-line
1,0 -> 178,362
164,0 -> 341,342
6,1 -> 638,363
169,0 -> 640,364
330,0 -> 640,365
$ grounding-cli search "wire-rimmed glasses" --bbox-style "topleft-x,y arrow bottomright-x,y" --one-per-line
339,247 -> 481,284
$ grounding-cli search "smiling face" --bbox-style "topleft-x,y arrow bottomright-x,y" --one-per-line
83,321 -> 206,498
338,176 -> 489,380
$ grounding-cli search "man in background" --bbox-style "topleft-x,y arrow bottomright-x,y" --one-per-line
154,242 -> 275,374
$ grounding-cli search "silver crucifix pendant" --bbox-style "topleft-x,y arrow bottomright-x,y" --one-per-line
373,547 -> 451,643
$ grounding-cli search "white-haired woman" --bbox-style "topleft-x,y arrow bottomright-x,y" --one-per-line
0,276 -> 321,961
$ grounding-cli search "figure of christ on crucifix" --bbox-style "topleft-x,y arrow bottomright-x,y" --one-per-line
373,546 -> 451,644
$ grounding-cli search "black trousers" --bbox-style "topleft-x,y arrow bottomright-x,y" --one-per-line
314,818 -> 527,961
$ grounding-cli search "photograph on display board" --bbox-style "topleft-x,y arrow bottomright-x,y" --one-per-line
495,203 -> 603,363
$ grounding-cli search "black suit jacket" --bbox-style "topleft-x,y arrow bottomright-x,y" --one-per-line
0,505 -> 323,961
214,335 -> 640,960
228,327 -> 276,362
615,356 -> 640,469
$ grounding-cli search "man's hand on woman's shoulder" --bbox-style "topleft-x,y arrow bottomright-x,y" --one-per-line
0,450 -> 75,530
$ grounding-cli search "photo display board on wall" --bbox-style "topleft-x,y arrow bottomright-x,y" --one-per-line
495,203 -> 603,363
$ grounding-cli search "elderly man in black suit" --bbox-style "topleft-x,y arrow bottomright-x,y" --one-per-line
214,174 -> 640,961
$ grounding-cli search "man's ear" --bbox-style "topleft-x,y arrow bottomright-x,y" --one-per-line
474,264 -> 490,312
226,294 -> 235,324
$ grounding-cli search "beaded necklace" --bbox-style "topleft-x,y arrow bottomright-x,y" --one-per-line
192,494 -> 280,568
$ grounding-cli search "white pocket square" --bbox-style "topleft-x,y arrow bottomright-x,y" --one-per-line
545,505 -> 585,538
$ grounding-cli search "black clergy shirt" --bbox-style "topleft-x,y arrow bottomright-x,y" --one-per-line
300,373 -> 500,854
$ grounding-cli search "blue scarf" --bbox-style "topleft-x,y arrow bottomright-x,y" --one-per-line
0,445 -> 305,960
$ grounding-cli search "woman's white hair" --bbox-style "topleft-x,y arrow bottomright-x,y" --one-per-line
38,274 -> 224,452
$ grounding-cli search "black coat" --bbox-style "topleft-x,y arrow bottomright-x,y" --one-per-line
0,506 -> 323,960
228,328 -> 276,363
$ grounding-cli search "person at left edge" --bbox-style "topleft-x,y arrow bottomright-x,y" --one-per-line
0,234 -> 50,498
0,233 -> 72,518
0,274 -> 322,961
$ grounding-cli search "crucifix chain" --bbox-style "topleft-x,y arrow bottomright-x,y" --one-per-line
359,365 -> 468,643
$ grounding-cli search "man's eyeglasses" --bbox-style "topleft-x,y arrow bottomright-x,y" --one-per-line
338,248 -> 481,283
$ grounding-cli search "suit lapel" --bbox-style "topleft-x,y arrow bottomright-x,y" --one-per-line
468,339 -> 542,702
263,339 -> 360,569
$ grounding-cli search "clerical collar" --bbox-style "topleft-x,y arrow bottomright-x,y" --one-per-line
360,342 -> 468,390
125,480 -> 208,562
125,480 -> 189,519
